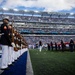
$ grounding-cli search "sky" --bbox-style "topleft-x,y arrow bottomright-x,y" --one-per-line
0,0 -> 75,12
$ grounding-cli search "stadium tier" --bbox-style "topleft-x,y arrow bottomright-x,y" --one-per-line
0,8 -> 75,45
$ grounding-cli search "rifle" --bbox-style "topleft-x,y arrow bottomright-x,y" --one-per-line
9,21 -> 28,51
10,25 -> 18,51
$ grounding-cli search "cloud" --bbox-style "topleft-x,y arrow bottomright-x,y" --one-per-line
1,0 -> 75,12
0,0 -> 2,2
0,0 -> 3,4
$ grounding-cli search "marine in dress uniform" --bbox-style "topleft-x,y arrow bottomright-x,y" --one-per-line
10,27 -> 18,61
39,41 -> 42,52
50,41 -> 53,51
55,42 -> 57,51
47,43 -> 50,51
61,40 -> 65,52
0,18 -> 11,69
8,24 -> 14,65
0,18 -> 28,70
69,39 -> 74,52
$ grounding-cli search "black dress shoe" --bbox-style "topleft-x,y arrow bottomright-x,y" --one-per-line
1,67 -> 9,70
1,68 -> 6,70
8,64 -> 14,66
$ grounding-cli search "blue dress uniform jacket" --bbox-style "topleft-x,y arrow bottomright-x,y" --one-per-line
0,23 -> 11,46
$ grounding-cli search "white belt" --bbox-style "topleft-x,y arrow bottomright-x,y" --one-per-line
0,33 -> 4,35
2,33 -> 4,35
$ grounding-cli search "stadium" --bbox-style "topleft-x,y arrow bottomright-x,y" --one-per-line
0,7 -> 75,75
0,8 -> 75,46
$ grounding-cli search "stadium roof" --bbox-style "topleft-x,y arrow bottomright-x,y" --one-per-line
0,8 -> 75,17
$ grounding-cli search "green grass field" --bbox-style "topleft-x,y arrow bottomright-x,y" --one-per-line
29,49 -> 75,75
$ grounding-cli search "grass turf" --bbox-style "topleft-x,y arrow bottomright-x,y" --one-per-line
29,49 -> 75,75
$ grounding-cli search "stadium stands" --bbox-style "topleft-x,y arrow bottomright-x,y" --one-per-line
0,8 -> 75,46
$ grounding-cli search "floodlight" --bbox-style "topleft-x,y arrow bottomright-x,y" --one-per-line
24,10 -> 28,12
70,13 -> 74,15
34,10 -> 39,13
13,9 -> 18,11
3,7 -> 9,10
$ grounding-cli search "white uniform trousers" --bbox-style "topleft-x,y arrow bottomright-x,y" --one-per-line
1,45 -> 9,69
39,46 -> 42,52
8,46 -> 12,65
12,48 -> 18,61
25,48 -> 28,51
21,49 -> 23,55
11,47 -> 15,62
18,50 -> 21,57
14,51 -> 18,60
17,50 -> 19,58
22,49 -> 24,54
16,51 -> 19,59
19,50 -> 21,56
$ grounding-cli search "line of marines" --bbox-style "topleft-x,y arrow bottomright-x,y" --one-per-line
0,18 -> 28,70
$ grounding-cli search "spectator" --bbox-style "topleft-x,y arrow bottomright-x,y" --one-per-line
50,41 -> 53,51
39,41 -> 42,52
69,39 -> 74,52
55,42 -> 57,51
47,43 -> 50,51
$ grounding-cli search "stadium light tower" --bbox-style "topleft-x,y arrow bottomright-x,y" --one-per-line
3,7 -> 9,10
2,7 -> 9,19
24,9 -> 29,12
23,10 -> 29,16
69,12 -> 74,18
70,12 -> 74,15
34,10 -> 39,13
13,9 -> 18,11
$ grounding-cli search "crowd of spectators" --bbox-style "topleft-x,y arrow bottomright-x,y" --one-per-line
25,36 -> 75,52
24,36 -> 75,45
0,14 -> 75,24
19,28 -> 75,34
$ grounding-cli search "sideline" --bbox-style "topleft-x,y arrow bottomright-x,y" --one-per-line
26,50 -> 34,75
